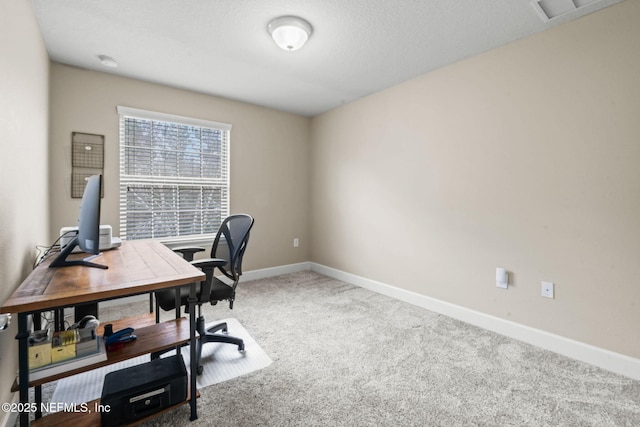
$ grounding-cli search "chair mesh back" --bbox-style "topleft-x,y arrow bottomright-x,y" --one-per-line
212,214 -> 254,281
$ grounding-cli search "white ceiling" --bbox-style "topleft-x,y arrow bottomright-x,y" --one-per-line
32,0 -> 623,117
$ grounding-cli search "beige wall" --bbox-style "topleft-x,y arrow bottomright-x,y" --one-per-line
0,0 -> 50,412
310,1 -> 640,359
49,64 -> 310,271
2,3 -> 638,410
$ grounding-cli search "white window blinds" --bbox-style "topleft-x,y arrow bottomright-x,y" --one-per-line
118,106 -> 231,241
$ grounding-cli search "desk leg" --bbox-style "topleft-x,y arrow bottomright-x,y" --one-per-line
17,313 -> 29,427
175,287 -> 181,320
32,313 -> 42,419
54,308 -> 64,332
188,282 -> 198,421
35,387 -> 42,419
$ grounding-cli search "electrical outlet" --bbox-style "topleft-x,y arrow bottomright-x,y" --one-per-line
293,238 -> 299,248
541,281 -> 554,298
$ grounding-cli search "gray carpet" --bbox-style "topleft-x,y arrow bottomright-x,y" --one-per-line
25,271 -> 640,426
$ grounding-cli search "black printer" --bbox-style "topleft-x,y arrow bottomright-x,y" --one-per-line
100,354 -> 187,426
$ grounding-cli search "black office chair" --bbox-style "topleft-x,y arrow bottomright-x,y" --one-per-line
155,213 -> 254,375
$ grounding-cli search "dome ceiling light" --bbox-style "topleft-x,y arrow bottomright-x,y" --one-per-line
267,16 -> 313,52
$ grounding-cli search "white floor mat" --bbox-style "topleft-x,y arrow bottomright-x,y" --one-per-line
50,318 -> 272,407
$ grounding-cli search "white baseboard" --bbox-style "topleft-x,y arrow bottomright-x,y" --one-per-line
310,262 -> 640,381
241,262 -> 311,282
94,259 -> 640,380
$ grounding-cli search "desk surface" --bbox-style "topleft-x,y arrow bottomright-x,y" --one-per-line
1,239 -> 205,314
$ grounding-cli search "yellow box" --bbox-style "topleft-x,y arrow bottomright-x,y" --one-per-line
51,344 -> 76,363
28,342 -> 52,369
52,330 -> 78,347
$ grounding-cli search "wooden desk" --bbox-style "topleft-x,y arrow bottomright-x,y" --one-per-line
1,239 -> 205,426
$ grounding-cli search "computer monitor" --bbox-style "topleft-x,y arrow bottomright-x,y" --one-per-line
49,174 -> 108,269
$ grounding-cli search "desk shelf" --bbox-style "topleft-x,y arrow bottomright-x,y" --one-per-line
12,315 -> 192,391
30,387 -> 200,427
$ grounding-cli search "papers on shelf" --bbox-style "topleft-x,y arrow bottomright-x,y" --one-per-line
24,338 -> 107,383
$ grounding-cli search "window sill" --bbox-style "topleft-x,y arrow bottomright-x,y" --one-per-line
159,235 -> 215,250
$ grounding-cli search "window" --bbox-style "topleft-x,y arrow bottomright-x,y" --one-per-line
118,106 -> 230,242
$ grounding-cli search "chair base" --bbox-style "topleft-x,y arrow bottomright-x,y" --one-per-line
195,316 -> 245,375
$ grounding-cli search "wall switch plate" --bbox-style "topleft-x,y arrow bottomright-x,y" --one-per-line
541,281 -> 554,298
293,238 -> 299,248
496,267 -> 508,289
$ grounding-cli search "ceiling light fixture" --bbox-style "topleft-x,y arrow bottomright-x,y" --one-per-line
267,16 -> 313,52
98,55 -> 118,68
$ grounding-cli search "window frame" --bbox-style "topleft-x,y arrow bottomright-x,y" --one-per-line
117,106 -> 231,244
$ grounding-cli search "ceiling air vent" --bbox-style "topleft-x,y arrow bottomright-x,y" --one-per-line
531,0 -> 599,21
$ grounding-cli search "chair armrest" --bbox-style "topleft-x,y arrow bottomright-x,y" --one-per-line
172,246 -> 206,262
191,258 -> 227,271
190,258 -> 228,305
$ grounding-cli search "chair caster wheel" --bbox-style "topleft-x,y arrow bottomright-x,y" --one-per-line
238,344 -> 245,352
197,365 -> 204,375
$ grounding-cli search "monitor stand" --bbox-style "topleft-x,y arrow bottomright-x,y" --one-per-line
49,236 -> 108,269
